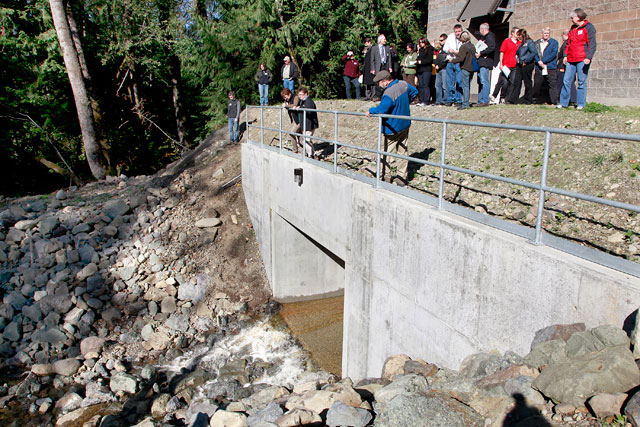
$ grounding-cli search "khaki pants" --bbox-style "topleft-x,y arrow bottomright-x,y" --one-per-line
381,127 -> 410,181
303,130 -> 315,157
289,122 -> 302,153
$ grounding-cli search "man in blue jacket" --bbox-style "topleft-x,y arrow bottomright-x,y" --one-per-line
366,70 -> 418,186
533,28 -> 559,105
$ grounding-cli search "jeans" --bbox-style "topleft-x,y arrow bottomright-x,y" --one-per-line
283,79 -> 295,92
228,118 -> 238,142
417,71 -> 431,104
477,66 -> 490,104
343,75 -> 361,99
560,61 -> 589,107
446,62 -> 462,103
460,69 -> 471,107
258,84 -> 269,105
435,69 -> 447,104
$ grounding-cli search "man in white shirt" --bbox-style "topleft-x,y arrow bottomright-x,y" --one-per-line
443,24 -> 463,105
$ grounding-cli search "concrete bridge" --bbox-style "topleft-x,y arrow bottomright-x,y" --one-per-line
242,140 -> 640,380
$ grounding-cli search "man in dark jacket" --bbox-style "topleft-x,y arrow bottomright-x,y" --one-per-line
362,38 -> 375,100
557,8 -> 597,109
227,91 -> 241,143
475,23 -> 496,106
295,87 -> 319,157
370,34 -> 392,99
451,32 -> 476,110
281,56 -> 299,93
533,28 -> 559,105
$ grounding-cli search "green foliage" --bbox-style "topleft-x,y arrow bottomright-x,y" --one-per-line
591,154 -> 605,167
583,102 -> 614,113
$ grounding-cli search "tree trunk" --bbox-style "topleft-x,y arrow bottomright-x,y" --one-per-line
37,157 -> 82,186
66,2 -> 112,172
49,0 -> 106,180
168,54 -> 187,150
274,0 -> 299,67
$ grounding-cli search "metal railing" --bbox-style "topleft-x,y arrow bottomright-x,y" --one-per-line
245,105 -> 640,275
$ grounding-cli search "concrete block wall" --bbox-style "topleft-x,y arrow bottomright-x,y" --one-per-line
427,0 -> 640,105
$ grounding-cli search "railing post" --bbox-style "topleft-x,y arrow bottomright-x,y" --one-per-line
302,110 -> 307,162
245,107 -> 249,143
534,131 -> 552,244
438,122 -> 448,210
260,107 -> 264,145
279,107 -> 283,152
333,111 -> 338,173
376,116 -> 382,188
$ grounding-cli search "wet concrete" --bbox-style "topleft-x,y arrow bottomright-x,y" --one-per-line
279,295 -> 344,376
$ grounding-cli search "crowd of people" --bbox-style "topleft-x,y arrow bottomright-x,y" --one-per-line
229,8 -> 597,183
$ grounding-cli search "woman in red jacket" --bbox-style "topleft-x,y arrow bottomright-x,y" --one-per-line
557,8 -> 597,110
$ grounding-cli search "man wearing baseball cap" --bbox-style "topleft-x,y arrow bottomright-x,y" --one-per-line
281,56 -> 299,92
366,70 -> 418,186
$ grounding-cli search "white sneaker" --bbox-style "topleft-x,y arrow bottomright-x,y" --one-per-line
576,105 -> 584,110
490,95 -> 496,103
556,104 -> 564,109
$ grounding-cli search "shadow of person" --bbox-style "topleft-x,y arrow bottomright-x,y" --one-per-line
407,147 -> 435,181
503,393 -> 551,427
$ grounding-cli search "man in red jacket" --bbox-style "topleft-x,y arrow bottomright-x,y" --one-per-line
342,51 -> 361,100
557,8 -> 597,110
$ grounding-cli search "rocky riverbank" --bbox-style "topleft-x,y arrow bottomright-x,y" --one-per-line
1,125 -> 640,427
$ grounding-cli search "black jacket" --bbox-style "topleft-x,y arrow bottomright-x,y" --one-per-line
363,47 -> 375,85
280,62 -> 299,80
477,31 -> 497,68
298,97 -> 318,131
416,46 -> 434,73
434,48 -> 448,70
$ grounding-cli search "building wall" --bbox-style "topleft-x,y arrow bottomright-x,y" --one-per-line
428,0 -> 640,106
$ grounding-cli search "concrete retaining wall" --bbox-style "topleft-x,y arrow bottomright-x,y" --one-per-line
242,142 -> 640,379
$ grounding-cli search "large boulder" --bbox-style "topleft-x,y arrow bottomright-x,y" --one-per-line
530,323 -> 585,350
532,345 -> 640,406
325,400 -> 372,427
375,391 -> 484,427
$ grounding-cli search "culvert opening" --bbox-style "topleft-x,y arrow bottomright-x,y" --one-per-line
272,213 -> 345,375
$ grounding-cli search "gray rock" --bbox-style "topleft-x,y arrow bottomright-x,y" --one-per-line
32,328 -> 67,344
375,391 -> 484,427
247,402 -> 283,426
160,296 -> 177,314
55,189 -> 66,200
625,389 -> 640,426
565,331 -> 606,357
204,378 -> 248,401
532,345 -> 640,406
177,275 -> 209,303
119,266 -> 136,281
173,370 -> 213,395
591,325 -> 630,348
76,263 -> 98,281
102,307 -> 121,324
194,218 -> 222,228
53,358 -> 81,376
23,304 -> 43,323
83,382 -> 116,406
530,323 -> 586,351
504,376 -> 545,406
65,307 -> 85,325
374,374 -> 430,406
40,294 -> 73,314
148,331 -> 171,350
3,321 -> 21,341
165,313 -> 189,332
110,372 -> 137,394
80,336 -> 105,356
55,392 -> 82,414
39,217 -> 59,236
186,398 -> 218,420
14,219 -> 38,230
459,352 -> 502,378
166,395 -> 182,412
5,291 -> 27,310
523,339 -> 567,369
326,400 -> 372,427
103,199 -> 130,219
6,227 -> 25,243
71,223 -> 91,234
586,392 -> 627,418
141,324 -> 154,341
77,245 -> 97,263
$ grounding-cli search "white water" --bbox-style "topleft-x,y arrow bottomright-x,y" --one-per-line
159,319 -> 324,390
